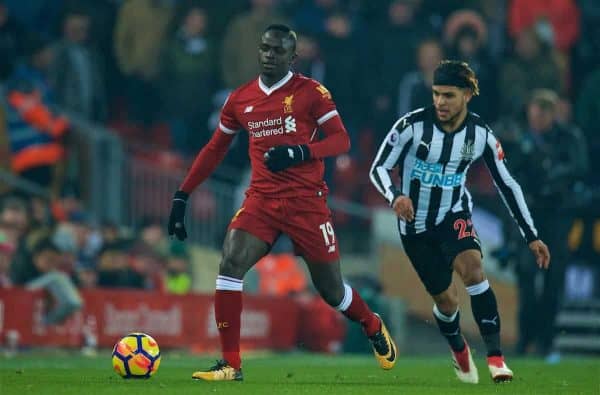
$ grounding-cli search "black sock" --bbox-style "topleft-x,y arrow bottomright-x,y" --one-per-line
433,306 -> 465,352
470,287 -> 502,357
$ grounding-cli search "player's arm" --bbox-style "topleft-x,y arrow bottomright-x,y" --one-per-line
168,95 -> 241,240
305,111 -> 350,158
263,114 -> 349,172
483,130 -> 550,268
369,119 -> 414,221
179,127 -> 236,194
264,83 -> 349,172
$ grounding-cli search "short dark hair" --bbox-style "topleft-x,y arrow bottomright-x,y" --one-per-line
433,60 -> 480,96
264,23 -> 297,51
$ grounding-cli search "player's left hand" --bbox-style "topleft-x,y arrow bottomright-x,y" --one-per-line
168,190 -> 189,241
528,239 -> 550,269
264,145 -> 310,172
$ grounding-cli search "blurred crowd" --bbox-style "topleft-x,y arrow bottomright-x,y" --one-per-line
1,0 -> 599,352
1,0 -> 598,191
0,189 -> 194,300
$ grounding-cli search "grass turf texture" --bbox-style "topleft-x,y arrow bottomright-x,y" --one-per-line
1,353 -> 598,395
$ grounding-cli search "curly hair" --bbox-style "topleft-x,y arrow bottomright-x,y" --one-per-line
434,60 -> 480,96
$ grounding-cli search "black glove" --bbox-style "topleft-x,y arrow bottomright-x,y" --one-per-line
168,190 -> 189,241
264,145 -> 310,172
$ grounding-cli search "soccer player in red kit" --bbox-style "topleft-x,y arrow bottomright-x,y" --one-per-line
167,24 -> 397,381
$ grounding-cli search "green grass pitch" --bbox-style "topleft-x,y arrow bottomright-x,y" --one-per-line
1,353 -> 598,395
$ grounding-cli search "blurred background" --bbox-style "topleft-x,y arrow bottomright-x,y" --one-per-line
0,0 -> 599,363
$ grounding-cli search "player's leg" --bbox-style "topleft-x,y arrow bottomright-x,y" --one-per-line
431,282 -> 464,352
452,250 -> 497,351
402,233 -> 464,351
438,212 -> 511,382
402,232 -> 478,383
218,229 -> 270,361
453,249 -> 512,382
304,259 -> 379,334
193,229 -> 269,381
282,196 -> 395,369
193,198 -> 277,382
304,258 -> 397,370
430,282 -> 479,384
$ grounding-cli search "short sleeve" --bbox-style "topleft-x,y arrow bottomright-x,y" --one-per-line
219,92 -> 242,134
309,82 -> 339,126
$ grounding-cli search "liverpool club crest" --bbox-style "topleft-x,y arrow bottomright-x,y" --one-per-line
283,95 -> 294,113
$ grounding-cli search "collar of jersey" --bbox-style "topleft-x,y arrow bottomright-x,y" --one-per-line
258,71 -> 293,96
433,108 -> 471,135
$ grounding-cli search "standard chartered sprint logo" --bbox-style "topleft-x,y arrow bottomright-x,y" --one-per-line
410,159 -> 463,187
248,116 -> 296,138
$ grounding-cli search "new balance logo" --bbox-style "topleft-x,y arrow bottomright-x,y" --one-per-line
284,115 -> 296,133
244,106 -> 254,113
481,316 -> 498,326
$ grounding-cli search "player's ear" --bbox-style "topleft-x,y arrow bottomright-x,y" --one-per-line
464,88 -> 473,103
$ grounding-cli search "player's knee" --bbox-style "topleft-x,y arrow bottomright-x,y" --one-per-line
436,298 -> 458,316
318,287 -> 344,307
220,252 -> 248,278
455,251 -> 485,286
433,291 -> 458,315
461,266 -> 485,286
313,277 -> 345,306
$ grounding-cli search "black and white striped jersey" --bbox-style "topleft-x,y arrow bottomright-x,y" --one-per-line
369,106 -> 538,242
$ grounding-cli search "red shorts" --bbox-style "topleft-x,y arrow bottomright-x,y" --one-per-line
228,194 -> 340,263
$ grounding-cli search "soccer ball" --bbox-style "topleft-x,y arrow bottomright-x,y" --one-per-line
112,333 -> 161,378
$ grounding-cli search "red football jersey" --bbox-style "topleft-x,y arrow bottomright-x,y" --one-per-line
219,72 -> 341,197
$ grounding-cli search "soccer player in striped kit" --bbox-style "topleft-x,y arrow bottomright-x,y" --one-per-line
370,60 -> 550,384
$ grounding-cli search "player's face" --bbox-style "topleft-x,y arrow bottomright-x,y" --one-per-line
432,85 -> 471,123
258,31 -> 295,78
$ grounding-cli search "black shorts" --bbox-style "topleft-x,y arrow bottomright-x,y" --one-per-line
400,211 -> 482,296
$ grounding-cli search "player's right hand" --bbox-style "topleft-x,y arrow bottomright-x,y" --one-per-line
392,195 -> 414,222
168,190 -> 189,241
528,239 -> 550,269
